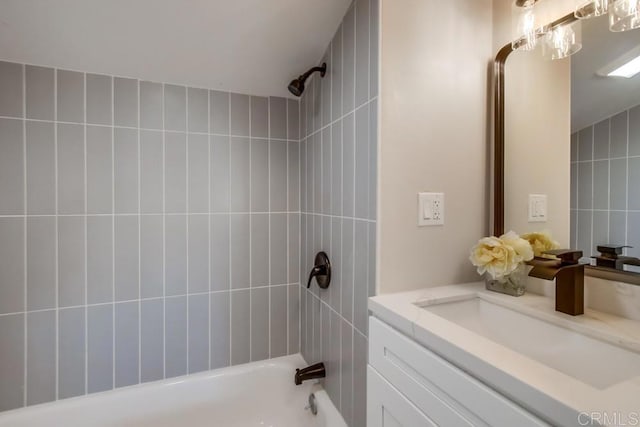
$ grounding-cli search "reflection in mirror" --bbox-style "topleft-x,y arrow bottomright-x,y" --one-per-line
570,16 -> 640,274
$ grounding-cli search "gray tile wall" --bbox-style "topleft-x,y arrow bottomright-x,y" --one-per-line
571,104 -> 640,260
299,0 -> 378,426
0,60 -> 301,411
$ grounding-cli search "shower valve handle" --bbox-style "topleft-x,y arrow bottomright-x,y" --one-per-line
307,252 -> 331,289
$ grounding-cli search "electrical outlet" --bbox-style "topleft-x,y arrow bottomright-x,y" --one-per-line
418,192 -> 445,226
528,194 -> 547,223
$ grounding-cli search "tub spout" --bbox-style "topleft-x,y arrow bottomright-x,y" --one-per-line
294,363 -> 325,385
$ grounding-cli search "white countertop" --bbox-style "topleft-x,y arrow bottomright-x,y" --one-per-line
369,282 -> 640,427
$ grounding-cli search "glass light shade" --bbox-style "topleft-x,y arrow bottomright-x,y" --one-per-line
575,0 -> 609,18
542,21 -> 583,60
512,0 -> 541,51
609,0 -> 640,31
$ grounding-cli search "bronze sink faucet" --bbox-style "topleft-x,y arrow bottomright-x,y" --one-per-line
527,249 -> 584,316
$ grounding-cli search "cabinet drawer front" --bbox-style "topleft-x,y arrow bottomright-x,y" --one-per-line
368,366 -> 437,427
370,316 -> 548,427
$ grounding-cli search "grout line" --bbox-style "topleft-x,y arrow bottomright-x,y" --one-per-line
22,63 -> 28,408
268,99 -> 272,359
54,68 -> 60,401
185,87 -> 190,375
228,92 -> 233,366
137,79 -> 142,385
111,75 -> 116,391
207,89 -> 212,371
83,71 -> 88,397
248,96 -> 253,362
161,84 -> 166,380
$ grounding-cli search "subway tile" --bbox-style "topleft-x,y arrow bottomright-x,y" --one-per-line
25,65 -> 54,120
313,71 -> 322,134
58,216 -> 85,307
115,216 -> 139,301
251,287 -> 269,361
58,307 -> 85,399
164,84 -> 186,131
270,97 -> 287,140
230,137 -> 250,212
230,93 -> 250,137
577,161 -> 592,210
188,215 -> 209,294
313,133 -> 322,213
570,209 -> 577,248
300,94 -> 307,139
57,70 -> 84,123
593,211 -> 609,256
86,125 -> 113,214
355,0 -> 370,107
140,130 -> 163,213
188,294 -> 209,373
578,126 -> 593,162
0,314 -> 24,411
321,303 -> 331,366
593,160 -> 609,210
353,330 -> 368,427
251,213 -> 269,287
114,127 -> 138,213
312,294 -> 322,362
210,90 -> 230,134
331,122 -> 343,216
231,289 -> 250,365
114,77 -> 138,127
331,26 -> 343,122
609,211 -> 627,247
593,119 -> 609,160
270,286 -> 288,358
57,123 -> 85,214
341,219 -> 354,322
369,99 -> 378,220
571,132 -> 578,162
211,214 -> 230,292
210,291 -> 230,369
570,162 -> 577,210
188,87 -> 208,133
370,0 -> 379,98
26,121 -> 55,214
342,113 -> 355,217
321,49 -> 332,128
288,214 -> 300,284
230,214 -> 250,289
115,302 -> 139,388
354,220 -> 368,335
630,105 -> 640,157
251,138 -> 269,212
0,119 -> 24,214
288,141 -> 300,211
270,214 -> 287,285
287,98 -> 299,140
610,111 -> 628,158
87,216 -> 113,304
188,133 -> 209,212
610,158 -> 627,211
576,210 -> 593,258
300,287 -> 307,358
165,296 -> 187,378
322,128 -> 332,214
629,158 -> 640,211
288,284 -> 300,353
140,215 -> 163,298
141,299 -> 164,382
165,132 -> 187,213
0,61 -> 23,117
368,223 -> 376,299
330,217 -> 342,313
270,140 -> 287,212
300,140 -> 307,212
0,218 -> 24,314
86,74 -> 112,125
88,304 -> 113,393
326,309 -> 341,409
140,81 -> 163,130
340,318 -> 353,426
211,134 -> 230,212
165,215 -> 187,296
342,4 -> 356,115
250,96 -> 268,138
355,106 -> 369,218
628,213 -> 640,259
27,217 -> 55,310
27,310 -> 56,405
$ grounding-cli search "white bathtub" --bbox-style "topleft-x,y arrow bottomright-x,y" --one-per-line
0,354 -> 346,427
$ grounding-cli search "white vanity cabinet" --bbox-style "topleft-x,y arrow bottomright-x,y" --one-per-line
367,316 -> 549,427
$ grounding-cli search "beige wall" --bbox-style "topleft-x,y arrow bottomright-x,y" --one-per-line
377,0 -> 493,293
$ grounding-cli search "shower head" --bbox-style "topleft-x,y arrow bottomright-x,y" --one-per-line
287,63 -> 327,97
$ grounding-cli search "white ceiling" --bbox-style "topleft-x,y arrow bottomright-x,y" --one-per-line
0,0 -> 350,99
571,16 -> 640,131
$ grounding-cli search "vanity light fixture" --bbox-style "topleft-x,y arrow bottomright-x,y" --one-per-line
609,0 -> 640,31
512,0 -> 543,51
575,0 -> 609,19
542,20 -> 583,60
597,45 -> 640,77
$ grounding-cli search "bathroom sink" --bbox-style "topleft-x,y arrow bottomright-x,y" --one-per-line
418,296 -> 640,389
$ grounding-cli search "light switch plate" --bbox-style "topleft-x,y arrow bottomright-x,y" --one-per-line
528,194 -> 547,223
418,192 -> 445,226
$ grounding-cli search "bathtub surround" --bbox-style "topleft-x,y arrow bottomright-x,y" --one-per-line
299,0 -> 378,426
0,60 -> 301,411
571,104 -> 640,260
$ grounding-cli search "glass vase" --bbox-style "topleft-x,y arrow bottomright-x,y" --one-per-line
485,263 -> 529,297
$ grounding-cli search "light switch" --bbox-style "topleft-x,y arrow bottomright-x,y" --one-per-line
418,192 -> 444,226
528,194 -> 547,223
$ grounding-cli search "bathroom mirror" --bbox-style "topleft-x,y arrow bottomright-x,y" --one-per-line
494,11 -> 640,285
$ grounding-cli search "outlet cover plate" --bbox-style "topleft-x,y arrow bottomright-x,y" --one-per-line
418,192 -> 445,226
